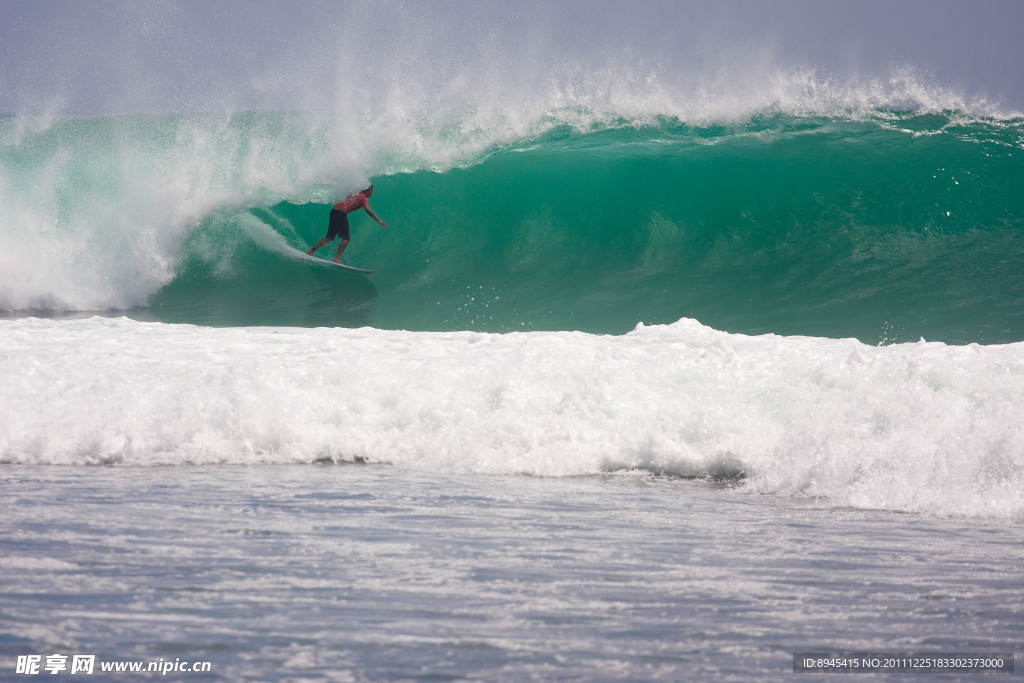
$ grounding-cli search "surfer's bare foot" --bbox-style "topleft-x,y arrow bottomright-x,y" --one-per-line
332,258 -> 343,264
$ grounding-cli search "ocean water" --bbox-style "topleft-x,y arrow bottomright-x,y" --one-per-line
2,84 -> 1023,680
4,108 -> 1023,343
1,466 -> 1021,682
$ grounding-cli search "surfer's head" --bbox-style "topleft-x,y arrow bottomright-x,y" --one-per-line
363,185 -> 374,197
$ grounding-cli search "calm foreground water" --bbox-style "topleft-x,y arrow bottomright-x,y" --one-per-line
1,465 -> 1020,682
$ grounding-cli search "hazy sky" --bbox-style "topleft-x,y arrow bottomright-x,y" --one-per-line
2,0 -> 1022,115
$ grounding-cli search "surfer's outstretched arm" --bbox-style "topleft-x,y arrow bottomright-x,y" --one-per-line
363,204 -> 387,229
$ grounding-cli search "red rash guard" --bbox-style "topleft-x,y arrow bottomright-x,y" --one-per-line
333,193 -> 368,214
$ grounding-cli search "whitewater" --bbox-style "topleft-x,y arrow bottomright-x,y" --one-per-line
2,315 -> 1022,520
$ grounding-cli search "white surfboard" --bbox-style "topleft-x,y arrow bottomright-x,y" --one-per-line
287,246 -> 376,275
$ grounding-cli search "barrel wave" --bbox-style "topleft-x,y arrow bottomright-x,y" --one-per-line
3,108 -> 1023,344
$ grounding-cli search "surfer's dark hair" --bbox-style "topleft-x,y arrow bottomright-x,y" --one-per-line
363,185 -> 374,193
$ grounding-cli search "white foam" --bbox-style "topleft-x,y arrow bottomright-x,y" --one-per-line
2,317 -> 1021,519
0,113 -> 370,312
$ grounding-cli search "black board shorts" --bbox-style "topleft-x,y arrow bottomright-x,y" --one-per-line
326,209 -> 350,241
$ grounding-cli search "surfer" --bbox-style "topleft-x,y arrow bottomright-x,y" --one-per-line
306,185 -> 387,264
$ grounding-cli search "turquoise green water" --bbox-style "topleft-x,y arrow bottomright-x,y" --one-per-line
4,111 -> 1023,343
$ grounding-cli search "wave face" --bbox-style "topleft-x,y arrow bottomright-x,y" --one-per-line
2,316 -> 1022,519
2,107 -> 1023,343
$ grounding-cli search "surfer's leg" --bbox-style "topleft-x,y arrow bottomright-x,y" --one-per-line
332,239 -> 349,263
312,210 -> 347,255
306,236 -> 332,255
